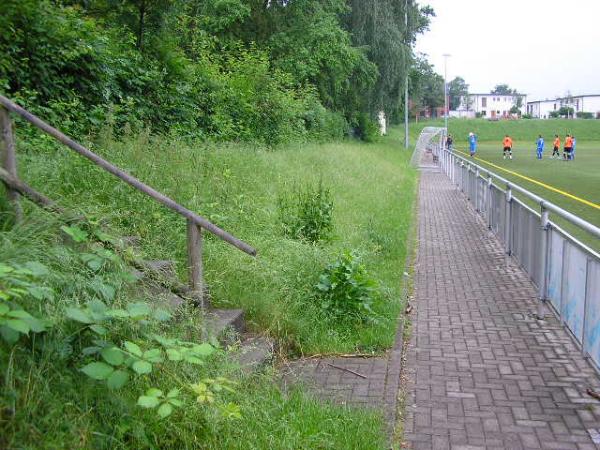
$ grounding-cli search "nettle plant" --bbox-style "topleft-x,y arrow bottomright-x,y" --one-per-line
62,224 -> 241,419
0,262 -> 54,343
67,300 -> 239,419
2,224 -> 241,420
315,251 -> 379,321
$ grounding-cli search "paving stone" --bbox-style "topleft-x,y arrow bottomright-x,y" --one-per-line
404,153 -> 600,449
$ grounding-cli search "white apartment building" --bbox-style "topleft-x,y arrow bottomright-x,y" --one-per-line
456,93 -> 527,118
527,94 -> 600,119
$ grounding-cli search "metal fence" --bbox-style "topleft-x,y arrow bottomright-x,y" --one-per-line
437,146 -> 600,372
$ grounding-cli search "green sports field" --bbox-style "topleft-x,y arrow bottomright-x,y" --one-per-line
410,118 -> 600,250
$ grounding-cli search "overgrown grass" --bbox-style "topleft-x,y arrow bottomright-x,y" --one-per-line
16,126 -> 417,354
0,200 -> 389,449
1,125 -> 416,448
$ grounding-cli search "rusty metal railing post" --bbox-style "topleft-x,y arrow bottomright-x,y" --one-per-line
187,219 -> 204,308
0,107 -> 22,221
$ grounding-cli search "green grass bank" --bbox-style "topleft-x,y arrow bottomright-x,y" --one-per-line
15,126 -> 417,354
1,126 -> 415,448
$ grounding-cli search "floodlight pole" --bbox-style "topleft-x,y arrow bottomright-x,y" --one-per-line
404,0 -> 410,149
443,54 -> 451,134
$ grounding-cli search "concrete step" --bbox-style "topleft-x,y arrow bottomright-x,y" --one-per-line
146,285 -> 186,311
131,259 -> 209,306
231,334 -> 275,372
118,235 -> 141,249
139,259 -> 177,280
205,308 -> 245,343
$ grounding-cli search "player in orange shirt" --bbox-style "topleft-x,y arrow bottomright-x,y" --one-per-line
563,134 -> 573,161
551,135 -> 560,158
502,135 -> 513,160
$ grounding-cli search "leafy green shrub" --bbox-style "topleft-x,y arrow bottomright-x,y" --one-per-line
577,111 -> 594,119
315,251 -> 378,320
278,180 -> 333,243
0,262 -> 52,343
302,97 -> 349,141
521,114 -> 532,119
356,113 -> 380,142
0,220 -> 240,427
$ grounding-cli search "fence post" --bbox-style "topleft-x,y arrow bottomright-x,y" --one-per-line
537,205 -> 550,319
487,173 -> 493,229
504,183 -> 512,256
460,161 -> 464,192
442,149 -> 446,172
0,107 -> 22,221
475,168 -> 480,211
469,164 -> 473,200
454,156 -> 457,187
187,219 -> 204,308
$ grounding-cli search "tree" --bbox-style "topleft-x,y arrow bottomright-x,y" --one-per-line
345,0 -> 434,120
558,106 -> 574,117
409,53 -> 443,115
260,0 -> 377,117
490,84 -> 517,95
447,77 -> 469,110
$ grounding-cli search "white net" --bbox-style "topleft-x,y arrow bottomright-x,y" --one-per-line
410,126 -> 446,167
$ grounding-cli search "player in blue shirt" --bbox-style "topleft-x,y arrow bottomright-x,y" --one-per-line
571,136 -> 576,160
468,132 -> 477,157
536,135 -> 544,159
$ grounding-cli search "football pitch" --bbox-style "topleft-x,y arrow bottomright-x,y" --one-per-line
412,119 -> 600,250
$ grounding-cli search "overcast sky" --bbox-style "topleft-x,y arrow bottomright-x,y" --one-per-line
415,0 -> 600,100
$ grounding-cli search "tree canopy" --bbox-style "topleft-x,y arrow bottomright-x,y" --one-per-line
409,53 -> 444,114
447,76 -> 469,110
490,84 -> 519,95
0,0 -> 434,143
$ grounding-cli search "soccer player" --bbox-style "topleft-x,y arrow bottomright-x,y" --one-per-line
503,134 -> 513,159
536,134 -> 544,159
468,132 -> 477,157
563,134 -> 573,161
571,135 -> 576,160
551,135 -> 560,158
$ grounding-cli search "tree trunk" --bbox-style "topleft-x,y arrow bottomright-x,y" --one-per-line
137,0 -> 146,50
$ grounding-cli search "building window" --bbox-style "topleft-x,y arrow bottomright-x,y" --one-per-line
482,110 -> 487,116
482,98 -> 487,107
554,103 -> 556,110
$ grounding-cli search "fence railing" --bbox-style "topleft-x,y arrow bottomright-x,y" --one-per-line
0,95 -> 256,305
437,146 -> 600,372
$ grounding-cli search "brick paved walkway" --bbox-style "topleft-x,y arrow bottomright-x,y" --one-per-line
404,161 -> 600,449
281,319 -> 404,434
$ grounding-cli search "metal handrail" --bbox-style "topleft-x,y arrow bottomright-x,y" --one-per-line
441,148 -> 600,239
0,94 -> 256,257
